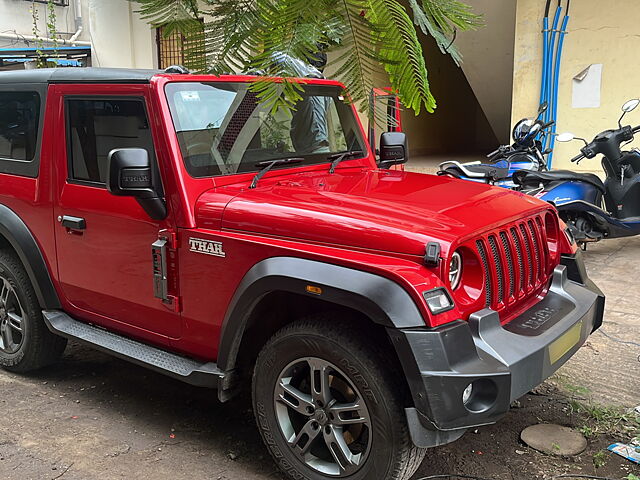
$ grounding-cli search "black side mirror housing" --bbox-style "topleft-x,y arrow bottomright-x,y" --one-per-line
107,148 -> 167,220
378,132 -> 408,169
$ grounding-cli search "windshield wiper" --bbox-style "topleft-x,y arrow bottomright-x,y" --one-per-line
328,150 -> 364,174
250,157 -> 304,189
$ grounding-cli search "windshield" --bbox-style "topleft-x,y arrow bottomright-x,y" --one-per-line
165,82 -> 367,178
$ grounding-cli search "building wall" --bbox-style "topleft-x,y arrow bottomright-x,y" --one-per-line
512,0 -> 640,173
0,0 -> 156,69
0,0 -> 91,47
87,0 -> 156,69
456,0 -> 517,144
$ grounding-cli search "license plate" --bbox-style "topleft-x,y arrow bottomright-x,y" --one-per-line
549,321 -> 583,364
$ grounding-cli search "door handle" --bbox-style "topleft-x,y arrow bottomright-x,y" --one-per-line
58,215 -> 86,230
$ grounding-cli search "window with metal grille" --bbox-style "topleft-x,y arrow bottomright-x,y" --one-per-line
156,21 -> 205,72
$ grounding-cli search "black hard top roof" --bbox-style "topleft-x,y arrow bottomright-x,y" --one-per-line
0,68 -> 161,85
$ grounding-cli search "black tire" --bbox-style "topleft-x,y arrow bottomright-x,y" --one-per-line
0,249 -> 67,372
253,315 -> 426,480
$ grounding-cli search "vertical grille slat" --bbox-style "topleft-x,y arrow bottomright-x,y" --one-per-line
535,216 -> 548,274
519,223 -> 534,286
511,227 -> 525,293
487,236 -> 504,304
475,214 -> 555,314
476,240 -> 492,307
500,231 -> 515,298
528,220 -> 542,283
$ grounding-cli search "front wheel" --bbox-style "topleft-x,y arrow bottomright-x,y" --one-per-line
252,316 -> 426,480
0,249 -> 67,372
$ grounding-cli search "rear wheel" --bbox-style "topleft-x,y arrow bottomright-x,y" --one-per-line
0,250 -> 67,372
252,316 -> 426,480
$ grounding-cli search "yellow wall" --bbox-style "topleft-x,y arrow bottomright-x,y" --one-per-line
512,0 -> 640,173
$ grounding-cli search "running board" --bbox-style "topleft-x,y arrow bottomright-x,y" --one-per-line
42,310 -> 225,389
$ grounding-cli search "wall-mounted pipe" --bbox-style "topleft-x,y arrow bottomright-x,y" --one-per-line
547,0 -> 570,166
538,0 -> 570,168
0,32 -> 91,47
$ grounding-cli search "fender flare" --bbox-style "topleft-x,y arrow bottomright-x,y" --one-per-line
216,256 -> 426,372
0,204 -> 60,309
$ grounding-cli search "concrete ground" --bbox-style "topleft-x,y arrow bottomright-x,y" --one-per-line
0,233 -> 638,480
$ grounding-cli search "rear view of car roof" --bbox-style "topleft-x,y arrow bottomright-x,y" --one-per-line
0,68 -> 160,85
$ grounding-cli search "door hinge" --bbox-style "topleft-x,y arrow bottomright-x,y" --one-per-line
152,229 -> 181,312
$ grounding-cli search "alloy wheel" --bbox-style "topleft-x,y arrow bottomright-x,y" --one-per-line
273,357 -> 372,477
0,276 -> 25,354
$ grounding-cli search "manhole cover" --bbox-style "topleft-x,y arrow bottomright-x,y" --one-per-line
521,424 -> 587,456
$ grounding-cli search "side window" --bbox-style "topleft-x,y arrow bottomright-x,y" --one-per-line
66,98 -> 154,184
0,92 -> 40,162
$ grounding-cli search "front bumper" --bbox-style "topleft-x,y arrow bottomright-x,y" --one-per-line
391,252 -> 605,448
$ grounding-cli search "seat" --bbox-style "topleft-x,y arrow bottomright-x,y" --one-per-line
438,162 -> 510,180
512,169 -> 605,193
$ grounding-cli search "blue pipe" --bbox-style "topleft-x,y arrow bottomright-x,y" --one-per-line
539,17 -> 550,108
543,4 -> 562,151
547,12 -> 570,167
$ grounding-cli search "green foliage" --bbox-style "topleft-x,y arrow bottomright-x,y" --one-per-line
592,449 -> 607,469
29,0 -> 60,69
569,399 -> 640,438
626,474 -> 640,480
131,0 -> 481,115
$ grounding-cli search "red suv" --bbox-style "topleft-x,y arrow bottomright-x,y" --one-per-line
0,68 -> 604,480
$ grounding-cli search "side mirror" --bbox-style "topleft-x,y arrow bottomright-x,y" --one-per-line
107,148 -> 167,220
378,132 -> 408,169
555,132 -> 575,143
622,99 -> 640,113
538,101 -> 548,116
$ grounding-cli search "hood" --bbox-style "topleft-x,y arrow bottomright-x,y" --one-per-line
197,169 -> 551,257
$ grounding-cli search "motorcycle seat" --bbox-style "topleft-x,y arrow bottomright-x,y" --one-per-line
512,169 -> 605,193
438,162 -> 510,180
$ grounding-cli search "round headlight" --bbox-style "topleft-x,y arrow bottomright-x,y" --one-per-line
449,251 -> 462,290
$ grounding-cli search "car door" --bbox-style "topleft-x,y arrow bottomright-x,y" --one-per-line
52,85 -> 180,342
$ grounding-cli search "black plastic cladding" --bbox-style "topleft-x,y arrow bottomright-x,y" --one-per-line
217,256 -> 426,372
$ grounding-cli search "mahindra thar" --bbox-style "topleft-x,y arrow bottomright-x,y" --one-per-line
0,68 -> 604,480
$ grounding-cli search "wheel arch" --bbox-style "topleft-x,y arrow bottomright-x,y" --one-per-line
0,204 -> 60,309
216,256 -> 425,374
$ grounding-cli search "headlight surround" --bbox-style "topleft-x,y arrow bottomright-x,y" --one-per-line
449,251 -> 463,290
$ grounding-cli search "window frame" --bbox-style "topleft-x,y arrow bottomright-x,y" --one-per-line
63,95 -> 157,189
0,84 -> 47,178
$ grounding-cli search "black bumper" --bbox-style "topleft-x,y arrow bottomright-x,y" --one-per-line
390,252 -> 605,448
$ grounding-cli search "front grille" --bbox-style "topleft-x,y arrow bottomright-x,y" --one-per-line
475,214 -> 552,310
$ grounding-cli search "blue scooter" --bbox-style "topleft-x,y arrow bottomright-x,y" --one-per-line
437,103 -> 553,187
514,99 -> 640,244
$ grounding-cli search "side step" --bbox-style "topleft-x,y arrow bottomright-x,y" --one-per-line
42,310 -> 225,389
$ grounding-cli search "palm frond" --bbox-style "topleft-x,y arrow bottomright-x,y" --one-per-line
133,0 -> 481,116
408,0 -> 482,64
132,0 -> 201,36
328,0 -> 380,114
369,0 -> 434,114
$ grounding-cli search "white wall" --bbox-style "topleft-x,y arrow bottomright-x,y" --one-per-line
0,0 -> 156,69
0,0 -> 91,46
87,0 -> 156,68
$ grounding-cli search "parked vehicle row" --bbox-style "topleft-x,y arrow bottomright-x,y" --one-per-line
438,102 -> 553,188
438,98 -> 640,246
